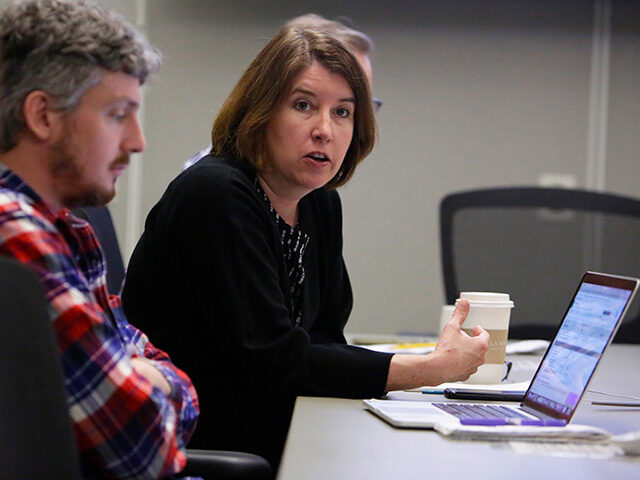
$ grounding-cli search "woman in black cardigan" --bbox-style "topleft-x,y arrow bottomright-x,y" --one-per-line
122,25 -> 488,471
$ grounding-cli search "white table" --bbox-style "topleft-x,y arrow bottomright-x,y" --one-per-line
277,345 -> 640,479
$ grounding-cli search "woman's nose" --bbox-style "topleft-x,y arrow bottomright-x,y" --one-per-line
311,111 -> 331,143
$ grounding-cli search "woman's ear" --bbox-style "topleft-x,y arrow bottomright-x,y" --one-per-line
22,90 -> 62,142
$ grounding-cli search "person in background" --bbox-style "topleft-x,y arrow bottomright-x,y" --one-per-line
0,1 -> 199,478
122,22 -> 488,471
182,13 -> 380,170
284,13 -> 377,99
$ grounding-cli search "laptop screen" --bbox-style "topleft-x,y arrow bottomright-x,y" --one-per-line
522,272 -> 637,421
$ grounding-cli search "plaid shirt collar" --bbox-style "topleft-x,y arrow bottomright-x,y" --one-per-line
0,162 -> 72,226
0,163 -> 106,293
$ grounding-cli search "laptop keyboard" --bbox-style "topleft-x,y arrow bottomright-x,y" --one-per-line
433,403 -> 530,420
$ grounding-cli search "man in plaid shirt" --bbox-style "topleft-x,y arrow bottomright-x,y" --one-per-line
0,1 -> 199,478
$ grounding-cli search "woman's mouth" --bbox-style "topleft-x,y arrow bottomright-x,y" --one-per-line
305,152 -> 330,164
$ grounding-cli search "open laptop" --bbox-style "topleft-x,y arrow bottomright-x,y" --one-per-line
364,271 -> 639,428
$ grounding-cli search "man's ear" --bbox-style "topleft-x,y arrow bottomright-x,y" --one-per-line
22,90 -> 62,142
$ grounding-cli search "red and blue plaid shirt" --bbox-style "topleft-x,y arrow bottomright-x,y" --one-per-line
0,166 -> 199,479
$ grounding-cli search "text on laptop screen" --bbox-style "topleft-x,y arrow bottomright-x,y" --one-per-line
525,282 -> 632,417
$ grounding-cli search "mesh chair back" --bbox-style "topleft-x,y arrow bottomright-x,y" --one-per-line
440,187 -> 640,342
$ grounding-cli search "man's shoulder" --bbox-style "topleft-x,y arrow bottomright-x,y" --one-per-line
0,186 -> 51,228
0,184 -> 28,208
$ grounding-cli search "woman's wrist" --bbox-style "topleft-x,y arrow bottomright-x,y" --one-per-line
385,353 -> 443,392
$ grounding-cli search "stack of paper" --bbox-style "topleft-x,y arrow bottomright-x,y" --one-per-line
434,422 -> 610,442
363,342 -> 437,355
359,339 -> 550,356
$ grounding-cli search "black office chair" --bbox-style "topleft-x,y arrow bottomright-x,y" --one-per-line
0,256 -> 83,479
71,206 -> 127,295
440,187 -> 640,342
0,257 -> 271,479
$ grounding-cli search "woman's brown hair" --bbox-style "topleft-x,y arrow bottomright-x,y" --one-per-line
211,25 -> 376,189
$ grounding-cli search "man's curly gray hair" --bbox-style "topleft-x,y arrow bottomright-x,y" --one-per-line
0,0 -> 162,152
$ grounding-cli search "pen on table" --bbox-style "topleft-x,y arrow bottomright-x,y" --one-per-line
588,389 -> 640,402
421,389 -> 445,395
591,401 -> 640,407
460,418 -> 567,426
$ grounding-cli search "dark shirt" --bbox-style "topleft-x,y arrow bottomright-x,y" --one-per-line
255,179 -> 309,326
122,155 -> 392,470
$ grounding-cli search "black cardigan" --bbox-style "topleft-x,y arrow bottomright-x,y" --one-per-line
122,155 -> 392,469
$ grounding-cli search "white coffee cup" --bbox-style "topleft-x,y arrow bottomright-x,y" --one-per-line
456,292 -> 514,384
439,305 -> 456,334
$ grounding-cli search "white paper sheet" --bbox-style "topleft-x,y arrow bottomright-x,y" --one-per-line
509,441 -> 621,459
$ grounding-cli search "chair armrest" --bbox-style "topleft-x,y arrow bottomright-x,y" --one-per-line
179,449 -> 272,480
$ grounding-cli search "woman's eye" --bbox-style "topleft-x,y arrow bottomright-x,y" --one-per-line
294,100 -> 311,112
335,107 -> 351,118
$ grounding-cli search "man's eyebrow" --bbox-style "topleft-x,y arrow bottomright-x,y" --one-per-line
290,87 -> 355,103
107,98 -> 140,109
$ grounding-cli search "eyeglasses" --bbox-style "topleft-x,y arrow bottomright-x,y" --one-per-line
372,97 -> 383,113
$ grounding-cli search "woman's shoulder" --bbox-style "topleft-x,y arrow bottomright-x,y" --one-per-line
146,155 -> 271,234
302,188 -> 344,232
167,155 -> 258,202
180,155 -> 252,185
306,187 -> 342,212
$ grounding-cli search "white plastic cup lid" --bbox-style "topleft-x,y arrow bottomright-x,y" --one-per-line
456,291 -> 514,307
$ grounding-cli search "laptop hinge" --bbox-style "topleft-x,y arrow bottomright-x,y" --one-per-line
520,404 -> 561,421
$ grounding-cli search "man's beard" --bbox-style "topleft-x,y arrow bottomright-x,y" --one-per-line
49,134 -> 128,208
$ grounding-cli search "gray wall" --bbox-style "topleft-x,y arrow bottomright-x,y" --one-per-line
6,0 -> 639,335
